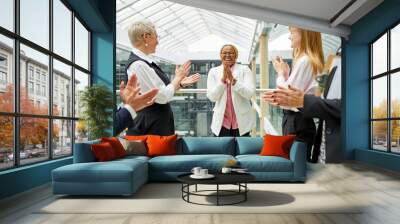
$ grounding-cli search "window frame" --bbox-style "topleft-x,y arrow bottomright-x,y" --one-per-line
370,20 -> 400,154
0,0 -> 92,171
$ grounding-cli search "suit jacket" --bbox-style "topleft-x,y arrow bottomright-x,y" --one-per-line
301,95 -> 342,163
206,64 -> 256,136
115,107 -> 135,135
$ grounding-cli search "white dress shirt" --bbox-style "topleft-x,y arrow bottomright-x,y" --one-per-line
126,47 -> 175,104
276,55 -> 319,111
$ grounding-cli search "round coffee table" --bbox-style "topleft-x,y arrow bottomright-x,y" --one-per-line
177,173 -> 255,206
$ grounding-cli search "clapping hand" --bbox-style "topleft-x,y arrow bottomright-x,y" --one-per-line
175,61 -> 191,81
272,56 -> 290,80
262,85 -> 305,108
221,64 -> 236,85
120,74 -> 158,112
180,73 -> 201,87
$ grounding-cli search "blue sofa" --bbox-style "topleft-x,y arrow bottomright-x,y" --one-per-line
52,137 -> 306,196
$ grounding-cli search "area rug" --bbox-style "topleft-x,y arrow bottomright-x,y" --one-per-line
38,183 -> 362,214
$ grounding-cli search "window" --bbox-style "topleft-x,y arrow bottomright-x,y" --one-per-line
53,59 -> 72,117
41,73 -> 46,83
0,0 -> 14,31
20,0 -> 49,49
0,116 -> 13,170
0,0 -> 91,170
35,70 -> 41,81
28,67 -> 34,80
370,23 -> 400,153
75,18 -> 89,70
28,81 -> 34,94
42,85 -> 46,97
36,83 -> 40,95
53,0 -> 72,60
0,71 -> 6,85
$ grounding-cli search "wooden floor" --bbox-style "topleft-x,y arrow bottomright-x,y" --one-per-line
1,162 -> 400,224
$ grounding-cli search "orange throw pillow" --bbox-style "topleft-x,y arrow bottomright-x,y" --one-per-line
259,134 -> 296,159
146,135 -> 177,157
125,135 -> 148,142
101,137 -> 126,158
91,142 -> 117,162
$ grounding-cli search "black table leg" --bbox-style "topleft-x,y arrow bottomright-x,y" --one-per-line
217,184 -> 219,206
245,183 -> 247,201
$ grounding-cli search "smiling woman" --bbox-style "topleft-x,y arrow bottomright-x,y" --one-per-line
207,44 -> 256,137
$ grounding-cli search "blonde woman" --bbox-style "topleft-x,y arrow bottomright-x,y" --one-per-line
207,44 -> 256,137
264,27 -> 324,162
125,20 -> 201,135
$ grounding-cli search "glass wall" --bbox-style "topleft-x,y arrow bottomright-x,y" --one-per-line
370,23 -> 400,153
0,0 -> 91,170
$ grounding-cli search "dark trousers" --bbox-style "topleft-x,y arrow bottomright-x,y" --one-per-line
217,127 -> 250,137
282,110 -> 316,162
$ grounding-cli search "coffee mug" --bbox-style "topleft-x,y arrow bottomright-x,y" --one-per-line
200,169 -> 208,176
221,167 -> 232,174
191,167 -> 202,176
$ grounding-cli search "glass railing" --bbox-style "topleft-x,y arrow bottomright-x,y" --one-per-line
116,89 -> 283,137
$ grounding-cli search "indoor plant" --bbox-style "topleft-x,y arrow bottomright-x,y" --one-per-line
79,84 -> 114,140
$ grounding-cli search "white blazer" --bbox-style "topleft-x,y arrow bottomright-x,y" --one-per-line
207,64 -> 256,136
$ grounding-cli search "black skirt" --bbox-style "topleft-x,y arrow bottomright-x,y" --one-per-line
126,103 -> 175,136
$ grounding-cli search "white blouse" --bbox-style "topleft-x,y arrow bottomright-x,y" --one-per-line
276,55 -> 319,111
126,48 -> 175,104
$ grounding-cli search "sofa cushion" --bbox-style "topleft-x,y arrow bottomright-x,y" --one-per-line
91,142 -> 118,161
119,138 -> 147,156
101,137 -> 127,158
148,154 -> 235,172
236,137 -> 263,155
177,137 -> 235,155
236,155 -> 293,172
147,135 -> 177,157
73,140 -> 100,163
52,159 -> 147,183
260,134 -> 295,159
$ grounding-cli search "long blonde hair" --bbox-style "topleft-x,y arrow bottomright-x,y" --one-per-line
291,27 -> 324,76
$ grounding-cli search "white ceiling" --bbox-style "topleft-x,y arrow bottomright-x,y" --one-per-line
225,0 -> 352,22
167,0 -> 383,37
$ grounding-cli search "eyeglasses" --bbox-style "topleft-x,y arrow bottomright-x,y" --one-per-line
221,52 -> 235,55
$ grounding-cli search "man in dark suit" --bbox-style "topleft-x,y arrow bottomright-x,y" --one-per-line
263,85 -> 342,163
116,74 -> 158,134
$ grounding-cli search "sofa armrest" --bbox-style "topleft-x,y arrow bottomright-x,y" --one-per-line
73,140 -> 100,163
289,141 -> 307,181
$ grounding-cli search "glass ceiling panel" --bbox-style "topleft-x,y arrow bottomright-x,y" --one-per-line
117,0 -> 276,62
131,0 -> 159,10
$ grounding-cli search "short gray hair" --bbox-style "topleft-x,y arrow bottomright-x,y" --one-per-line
128,20 -> 156,46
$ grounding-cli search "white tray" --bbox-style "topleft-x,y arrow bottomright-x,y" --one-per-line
190,174 -> 215,179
